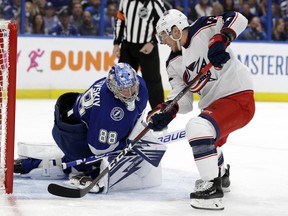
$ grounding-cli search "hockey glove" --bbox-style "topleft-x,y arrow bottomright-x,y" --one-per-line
147,101 -> 179,131
208,34 -> 231,70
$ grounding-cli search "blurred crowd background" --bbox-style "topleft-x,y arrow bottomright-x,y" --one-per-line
0,0 -> 286,41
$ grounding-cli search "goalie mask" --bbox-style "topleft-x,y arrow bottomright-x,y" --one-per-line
107,63 -> 139,111
156,9 -> 189,49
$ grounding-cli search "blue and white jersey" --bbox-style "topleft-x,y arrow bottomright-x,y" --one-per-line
72,76 -> 148,155
166,11 -> 253,112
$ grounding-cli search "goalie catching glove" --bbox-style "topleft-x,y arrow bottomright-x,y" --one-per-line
147,101 -> 179,131
208,33 -> 231,70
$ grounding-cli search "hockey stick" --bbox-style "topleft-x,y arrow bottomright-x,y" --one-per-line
61,152 -> 120,170
157,128 -> 186,144
62,142 -> 165,169
61,128 -> 185,170
47,63 -> 212,198
61,130 -> 173,169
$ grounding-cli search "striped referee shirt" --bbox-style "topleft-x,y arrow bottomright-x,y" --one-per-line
113,0 -> 166,45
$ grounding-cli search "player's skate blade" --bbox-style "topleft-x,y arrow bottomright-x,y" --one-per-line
190,177 -> 224,210
190,198 -> 224,210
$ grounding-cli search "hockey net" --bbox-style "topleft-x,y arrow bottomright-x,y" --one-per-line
0,20 -> 17,194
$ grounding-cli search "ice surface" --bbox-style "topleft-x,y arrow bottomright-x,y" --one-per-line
1,100 -> 288,216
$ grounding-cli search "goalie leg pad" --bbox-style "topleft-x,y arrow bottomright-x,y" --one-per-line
108,153 -> 162,192
15,142 -> 66,179
17,142 -> 64,160
15,158 -> 66,179
108,119 -> 165,191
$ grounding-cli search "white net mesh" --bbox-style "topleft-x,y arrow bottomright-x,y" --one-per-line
0,21 -> 10,192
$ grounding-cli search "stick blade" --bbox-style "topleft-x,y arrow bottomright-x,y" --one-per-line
47,183 -> 84,198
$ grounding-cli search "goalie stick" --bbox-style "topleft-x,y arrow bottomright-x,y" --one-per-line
47,63 -> 212,198
61,141 -> 164,169
61,151 -> 120,170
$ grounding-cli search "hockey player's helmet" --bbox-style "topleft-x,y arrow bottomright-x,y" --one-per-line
107,62 -> 139,105
156,9 -> 189,43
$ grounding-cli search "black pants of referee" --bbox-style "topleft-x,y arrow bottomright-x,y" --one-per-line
118,41 -> 164,109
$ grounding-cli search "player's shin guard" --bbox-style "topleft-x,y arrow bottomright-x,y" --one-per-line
186,117 -> 219,181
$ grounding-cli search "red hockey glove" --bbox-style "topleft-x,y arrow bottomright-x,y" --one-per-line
208,34 -> 230,70
147,101 -> 179,131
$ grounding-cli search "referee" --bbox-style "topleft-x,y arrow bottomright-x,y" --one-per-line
113,0 -> 166,109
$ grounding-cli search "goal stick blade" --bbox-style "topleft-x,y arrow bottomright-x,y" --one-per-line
48,183 -> 83,198
48,164 -> 110,198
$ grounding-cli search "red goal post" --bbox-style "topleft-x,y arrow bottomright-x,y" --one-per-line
0,20 -> 17,194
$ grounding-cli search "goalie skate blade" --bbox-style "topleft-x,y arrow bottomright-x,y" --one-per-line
48,183 -> 87,198
190,198 -> 224,211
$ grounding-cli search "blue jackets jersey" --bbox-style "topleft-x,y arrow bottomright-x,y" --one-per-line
72,76 -> 148,155
166,11 -> 253,111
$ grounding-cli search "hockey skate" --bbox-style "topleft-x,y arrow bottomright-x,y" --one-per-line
190,177 -> 224,210
194,164 -> 230,193
64,174 -> 104,193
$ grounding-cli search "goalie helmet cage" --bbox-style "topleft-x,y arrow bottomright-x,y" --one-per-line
0,20 -> 17,194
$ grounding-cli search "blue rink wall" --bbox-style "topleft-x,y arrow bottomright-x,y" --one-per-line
16,36 -> 288,102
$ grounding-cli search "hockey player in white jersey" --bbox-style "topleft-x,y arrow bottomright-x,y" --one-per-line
147,9 -> 255,210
